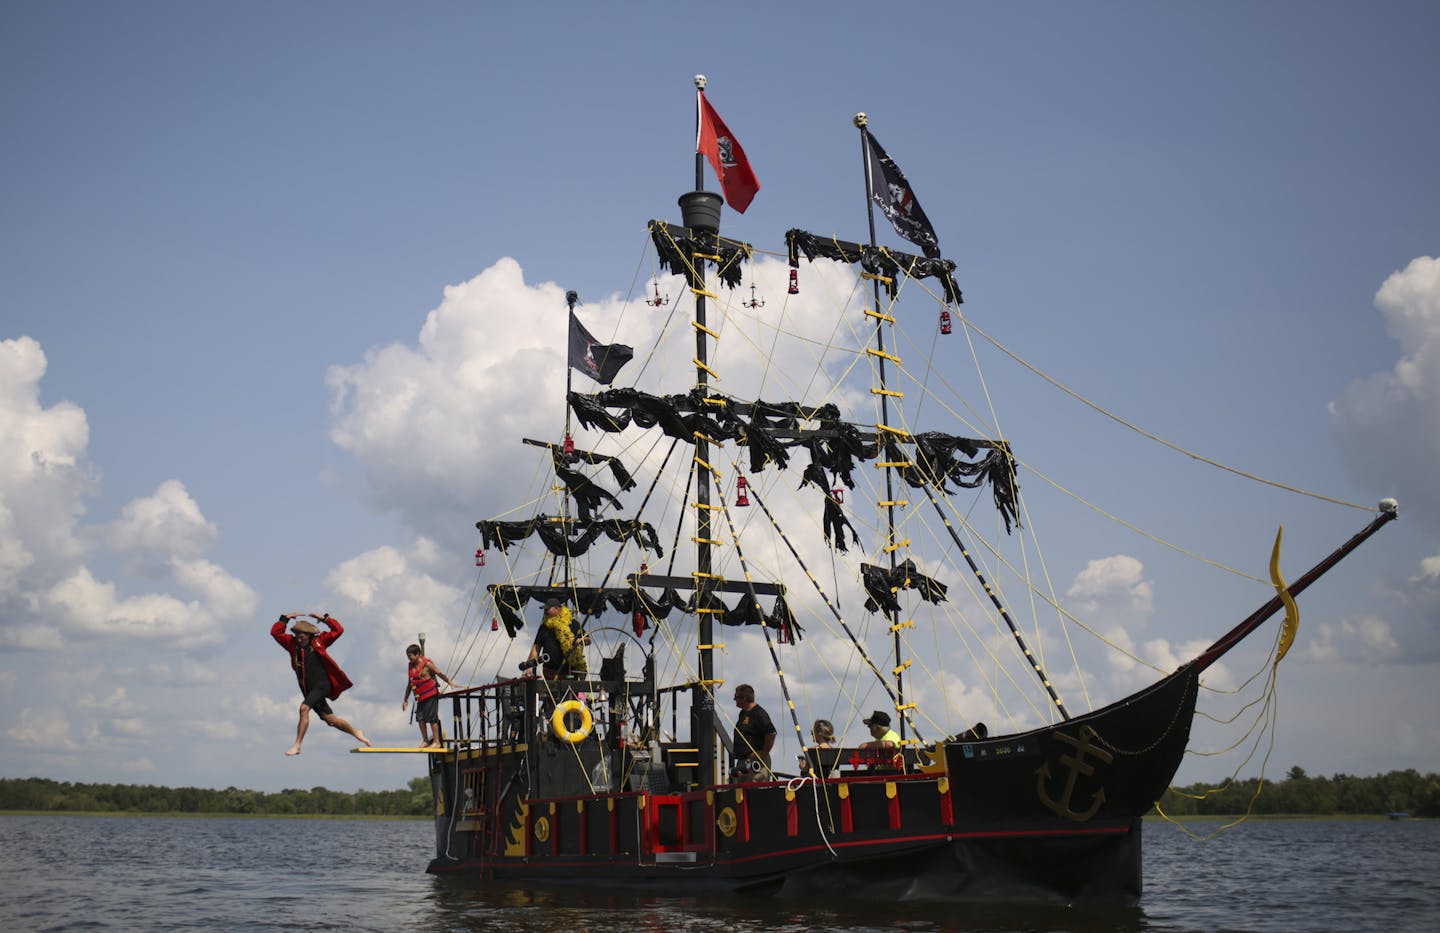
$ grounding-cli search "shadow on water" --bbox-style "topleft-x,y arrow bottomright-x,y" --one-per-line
423,876 -> 1154,933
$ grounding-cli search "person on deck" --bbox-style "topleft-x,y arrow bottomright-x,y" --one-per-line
799,717 -> 839,776
731,683 -> 776,779
270,611 -> 370,756
860,709 -> 901,749
523,599 -> 590,680
402,644 -> 457,748
811,718 -> 836,748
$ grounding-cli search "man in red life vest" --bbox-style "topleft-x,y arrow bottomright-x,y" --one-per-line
402,644 -> 456,748
270,611 -> 370,756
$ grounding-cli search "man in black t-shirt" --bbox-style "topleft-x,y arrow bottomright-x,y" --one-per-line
730,683 -> 776,779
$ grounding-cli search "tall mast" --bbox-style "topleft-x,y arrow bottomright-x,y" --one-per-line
686,74 -> 718,786
855,112 -> 908,741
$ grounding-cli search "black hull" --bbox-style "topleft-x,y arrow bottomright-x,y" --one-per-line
423,665 -> 1197,905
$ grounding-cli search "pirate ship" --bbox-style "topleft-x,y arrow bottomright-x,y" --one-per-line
386,79 -> 1397,903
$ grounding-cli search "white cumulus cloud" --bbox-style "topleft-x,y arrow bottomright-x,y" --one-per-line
0,337 -> 255,650
1331,256 -> 1440,537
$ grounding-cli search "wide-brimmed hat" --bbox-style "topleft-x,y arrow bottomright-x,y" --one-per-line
863,710 -> 891,727
290,619 -> 320,635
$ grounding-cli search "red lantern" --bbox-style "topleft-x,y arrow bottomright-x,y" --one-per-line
787,269 -> 799,294
831,487 -> 844,504
735,476 -> 750,507
939,309 -> 953,335
562,433 -> 575,455
490,617 -> 499,632
474,548 -> 486,567
632,611 -> 646,636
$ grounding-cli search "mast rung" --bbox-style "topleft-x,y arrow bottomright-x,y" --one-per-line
693,502 -> 720,511
692,537 -> 724,546
701,396 -> 729,408
876,460 -> 911,469
694,679 -> 725,687
697,643 -> 726,651
690,287 -> 719,299
870,388 -> 904,398
878,500 -> 909,507
861,272 -> 894,284
863,308 -> 896,323
875,424 -> 909,437
892,660 -> 912,675
694,607 -> 724,615
692,571 -> 723,580
692,431 -> 719,446
692,321 -> 719,338
882,539 -> 912,552
693,456 -> 717,472
888,620 -> 915,633
692,252 -> 722,262
865,348 -> 902,364
692,359 -> 720,379
896,703 -> 917,713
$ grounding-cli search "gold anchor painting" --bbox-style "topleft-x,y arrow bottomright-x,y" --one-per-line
357,78 -> 1400,904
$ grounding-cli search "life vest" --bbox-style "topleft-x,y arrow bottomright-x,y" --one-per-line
409,658 -> 439,701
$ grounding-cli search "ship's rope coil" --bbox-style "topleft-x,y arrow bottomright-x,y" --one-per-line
551,699 -> 594,744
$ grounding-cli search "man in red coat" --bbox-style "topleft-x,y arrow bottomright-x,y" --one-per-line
270,611 -> 370,756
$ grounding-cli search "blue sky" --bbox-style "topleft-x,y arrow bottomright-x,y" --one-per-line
2,2 -> 1438,795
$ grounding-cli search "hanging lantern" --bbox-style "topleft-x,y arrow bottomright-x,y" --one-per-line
735,475 -> 750,507
632,611 -> 647,636
474,548 -> 486,567
831,487 -> 844,504
562,433 -> 575,455
939,309 -> 953,335
787,268 -> 799,294
490,617 -> 499,632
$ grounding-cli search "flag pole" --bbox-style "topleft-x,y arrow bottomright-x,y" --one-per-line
694,74 -> 706,191
855,112 -> 908,742
561,290 -> 578,589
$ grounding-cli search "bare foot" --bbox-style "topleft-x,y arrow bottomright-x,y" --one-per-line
285,746 -> 301,757
355,732 -> 371,747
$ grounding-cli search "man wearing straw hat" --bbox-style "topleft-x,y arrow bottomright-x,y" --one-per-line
270,611 -> 370,756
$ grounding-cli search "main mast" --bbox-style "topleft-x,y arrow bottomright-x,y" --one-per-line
855,112 -> 909,740
685,74 -> 720,787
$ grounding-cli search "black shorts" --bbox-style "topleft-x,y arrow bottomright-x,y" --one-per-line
301,684 -> 333,717
416,696 -> 440,724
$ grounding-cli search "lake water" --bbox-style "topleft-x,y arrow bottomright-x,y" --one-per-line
1,815 -> 1435,932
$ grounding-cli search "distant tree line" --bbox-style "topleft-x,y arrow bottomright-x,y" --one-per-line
3,768 -> 1437,817
0,776 -> 431,816
1158,767 -> 1440,817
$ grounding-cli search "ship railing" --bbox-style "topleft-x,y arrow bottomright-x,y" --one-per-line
439,675 -> 652,754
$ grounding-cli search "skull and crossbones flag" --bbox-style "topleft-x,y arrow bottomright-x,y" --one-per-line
864,129 -> 941,259
567,311 -> 634,385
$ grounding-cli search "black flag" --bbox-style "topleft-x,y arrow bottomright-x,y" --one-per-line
567,311 -> 633,385
864,130 -> 941,259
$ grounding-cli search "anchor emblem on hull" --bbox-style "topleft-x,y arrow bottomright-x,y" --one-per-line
1036,726 -> 1113,822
